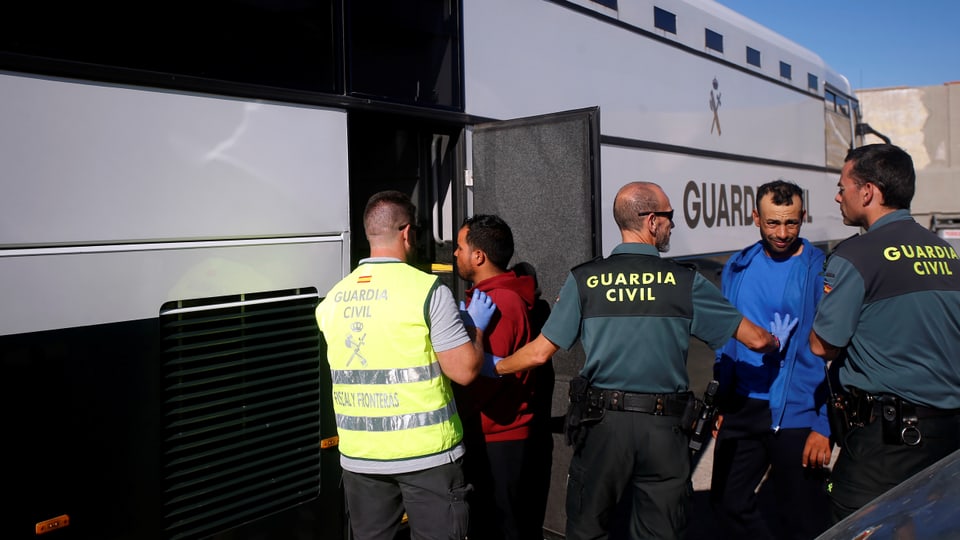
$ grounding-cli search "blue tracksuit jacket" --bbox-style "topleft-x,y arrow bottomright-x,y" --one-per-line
714,239 -> 831,436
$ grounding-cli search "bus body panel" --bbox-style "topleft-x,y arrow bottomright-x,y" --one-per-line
1,70 -> 351,540
1,72 -> 349,246
600,146 -> 849,257
1,238 -> 346,336
463,0 -> 835,168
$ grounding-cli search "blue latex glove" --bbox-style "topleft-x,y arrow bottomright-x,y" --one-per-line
481,353 -> 504,378
769,312 -> 799,353
459,289 -> 497,332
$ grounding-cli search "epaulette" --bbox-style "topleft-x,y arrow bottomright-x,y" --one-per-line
823,232 -> 859,273
570,254 -> 605,272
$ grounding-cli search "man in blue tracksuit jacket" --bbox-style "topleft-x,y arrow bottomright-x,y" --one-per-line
710,180 -> 832,540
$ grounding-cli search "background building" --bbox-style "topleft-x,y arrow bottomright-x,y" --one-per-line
857,81 -> 960,234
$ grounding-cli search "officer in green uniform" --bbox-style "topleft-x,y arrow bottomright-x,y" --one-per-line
494,182 -> 790,539
810,144 -> 960,523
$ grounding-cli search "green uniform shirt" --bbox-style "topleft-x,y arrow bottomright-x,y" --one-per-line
542,243 -> 743,393
813,210 -> 960,409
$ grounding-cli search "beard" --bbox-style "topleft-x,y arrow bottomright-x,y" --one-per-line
655,230 -> 671,253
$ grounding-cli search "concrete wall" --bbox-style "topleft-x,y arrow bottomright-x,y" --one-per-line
856,81 -> 960,229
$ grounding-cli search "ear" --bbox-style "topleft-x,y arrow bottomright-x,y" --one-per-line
646,212 -> 659,235
752,208 -> 761,228
474,249 -> 487,266
862,183 -> 876,206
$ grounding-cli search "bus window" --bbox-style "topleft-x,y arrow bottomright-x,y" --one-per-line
780,61 -> 792,80
654,7 -> 677,34
706,29 -> 724,53
345,0 -> 462,109
824,86 -> 858,168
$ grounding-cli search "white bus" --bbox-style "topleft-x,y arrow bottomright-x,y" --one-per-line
1,1 -> 866,538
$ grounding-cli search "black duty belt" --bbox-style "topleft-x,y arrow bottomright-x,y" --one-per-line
587,388 -> 690,417
848,387 -> 960,421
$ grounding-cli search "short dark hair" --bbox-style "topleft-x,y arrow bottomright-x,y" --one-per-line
462,214 -> 514,271
845,144 -> 915,209
756,179 -> 803,209
363,190 -> 416,236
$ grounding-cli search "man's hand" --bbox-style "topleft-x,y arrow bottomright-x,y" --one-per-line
802,431 -> 832,468
480,353 -> 504,378
712,414 -> 723,439
460,289 -> 497,332
769,312 -> 799,352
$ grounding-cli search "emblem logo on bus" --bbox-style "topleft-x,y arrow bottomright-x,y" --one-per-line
709,78 -> 722,136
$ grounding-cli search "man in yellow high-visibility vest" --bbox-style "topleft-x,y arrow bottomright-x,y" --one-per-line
316,190 -> 496,540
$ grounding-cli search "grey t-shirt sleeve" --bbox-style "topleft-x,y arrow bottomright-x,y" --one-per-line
691,272 -> 745,350
429,284 -> 471,352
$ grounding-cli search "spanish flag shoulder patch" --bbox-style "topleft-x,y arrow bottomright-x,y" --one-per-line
357,275 -> 372,284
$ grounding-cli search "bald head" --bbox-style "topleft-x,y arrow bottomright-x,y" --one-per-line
363,190 -> 416,249
612,181 -> 674,252
613,182 -> 666,232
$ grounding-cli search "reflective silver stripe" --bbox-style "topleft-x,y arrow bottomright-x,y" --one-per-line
336,401 -> 457,432
330,361 -> 443,385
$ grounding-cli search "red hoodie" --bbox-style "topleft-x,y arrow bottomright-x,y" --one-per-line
462,270 -> 539,442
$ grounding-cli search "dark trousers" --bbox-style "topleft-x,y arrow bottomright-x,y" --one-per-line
710,398 -> 830,540
463,435 -> 552,540
526,426 -> 554,536
565,410 -> 691,540
829,411 -> 960,523
342,461 -> 471,540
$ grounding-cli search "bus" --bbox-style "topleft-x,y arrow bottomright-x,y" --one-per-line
1,1 -> 865,538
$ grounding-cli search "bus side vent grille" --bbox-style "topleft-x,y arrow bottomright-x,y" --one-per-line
159,289 -> 322,540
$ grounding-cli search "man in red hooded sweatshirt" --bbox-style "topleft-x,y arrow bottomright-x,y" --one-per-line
454,214 -> 547,540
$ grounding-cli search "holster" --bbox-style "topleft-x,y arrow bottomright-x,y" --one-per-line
685,379 -> 719,454
824,360 -> 855,446
565,376 -> 604,449
827,391 -> 853,446
679,397 -> 703,434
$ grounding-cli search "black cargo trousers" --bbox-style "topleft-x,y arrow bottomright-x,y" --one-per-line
565,409 -> 691,540
829,409 -> 960,523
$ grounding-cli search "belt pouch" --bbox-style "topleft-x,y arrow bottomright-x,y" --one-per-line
880,395 -> 902,445
680,397 -> 701,433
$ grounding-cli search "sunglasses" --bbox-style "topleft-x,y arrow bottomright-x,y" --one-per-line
644,210 -> 674,221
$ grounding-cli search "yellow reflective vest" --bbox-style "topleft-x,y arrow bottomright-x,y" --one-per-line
316,261 -> 463,462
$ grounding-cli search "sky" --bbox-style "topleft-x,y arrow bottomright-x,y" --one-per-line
715,0 -> 960,90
